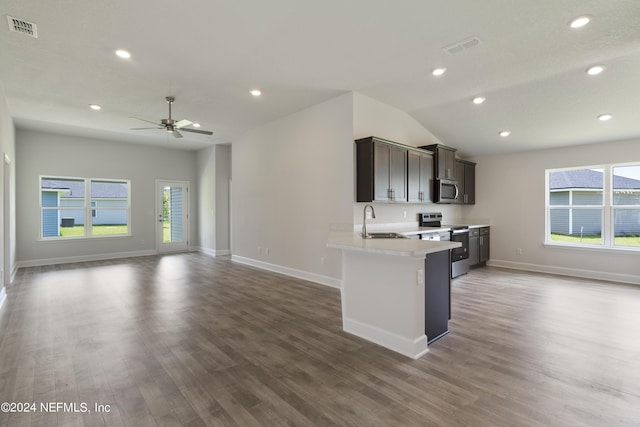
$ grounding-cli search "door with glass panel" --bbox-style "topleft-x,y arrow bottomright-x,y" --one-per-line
157,180 -> 189,253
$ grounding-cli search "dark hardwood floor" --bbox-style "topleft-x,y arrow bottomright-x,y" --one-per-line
0,253 -> 638,426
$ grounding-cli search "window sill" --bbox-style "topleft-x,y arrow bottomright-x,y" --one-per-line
543,241 -> 640,254
39,234 -> 132,242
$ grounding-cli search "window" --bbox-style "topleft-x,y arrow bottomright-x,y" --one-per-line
40,176 -> 130,239
546,164 -> 640,249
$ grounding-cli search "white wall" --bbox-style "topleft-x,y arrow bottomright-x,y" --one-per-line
0,82 -> 16,304
465,138 -> 640,284
16,129 -> 198,266
231,92 -> 354,285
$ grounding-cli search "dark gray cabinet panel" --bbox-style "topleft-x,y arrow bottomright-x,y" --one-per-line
408,149 -> 434,203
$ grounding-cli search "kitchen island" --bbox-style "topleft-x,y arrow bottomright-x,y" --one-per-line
327,231 -> 461,359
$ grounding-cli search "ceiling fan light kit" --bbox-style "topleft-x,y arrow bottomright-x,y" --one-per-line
131,96 -> 213,138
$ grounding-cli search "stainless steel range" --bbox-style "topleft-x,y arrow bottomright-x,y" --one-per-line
419,212 -> 470,278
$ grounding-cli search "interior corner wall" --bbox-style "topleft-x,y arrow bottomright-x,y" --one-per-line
0,82 -> 16,293
214,144 -> 231,253
465,138 -> 640,284
231,92 -> 354,283
196,146 -> 216,253
196,144 -> 231,255
15,129 -> 198,266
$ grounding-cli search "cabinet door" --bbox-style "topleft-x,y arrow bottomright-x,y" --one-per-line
407,151 -> 421,203
388,145 -> 407,201
469,235 -> 479,266
464,163 -> 475,204
419,153 -> 433,202
443,149 -> 456,179
479,228 -> 490,262
408,150 -> 433,203
373,142 -> 391,201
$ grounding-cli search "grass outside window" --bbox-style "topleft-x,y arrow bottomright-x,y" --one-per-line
550,233 -> 640,247
60,225 -> 128,237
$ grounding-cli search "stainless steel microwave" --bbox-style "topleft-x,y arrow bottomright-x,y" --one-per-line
435,178 -> 459,203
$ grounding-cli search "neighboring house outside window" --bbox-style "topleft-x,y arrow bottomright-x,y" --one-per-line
40,177 -> 130,239
546,164 -> 640,249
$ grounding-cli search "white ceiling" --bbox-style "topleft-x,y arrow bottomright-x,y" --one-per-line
1,0 -> 639,156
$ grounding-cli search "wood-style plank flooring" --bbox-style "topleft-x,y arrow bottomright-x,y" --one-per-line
0,253 -> 639,426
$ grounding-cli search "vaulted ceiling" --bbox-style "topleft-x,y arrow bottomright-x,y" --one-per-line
1,0 -> 639,156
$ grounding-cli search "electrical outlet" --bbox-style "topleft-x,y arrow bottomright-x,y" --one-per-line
320,257 -> 326,265
403,210 -> 407,219
417,269 -> 424,285
516,248 -> 523,255
366,211 -> 373,220
265,247 -> 270,256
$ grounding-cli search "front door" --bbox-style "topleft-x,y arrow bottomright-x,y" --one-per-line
157,180 -> 189,253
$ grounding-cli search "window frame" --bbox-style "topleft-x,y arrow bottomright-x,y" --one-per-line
39,175 -> 131,241
545,163 -> 640,252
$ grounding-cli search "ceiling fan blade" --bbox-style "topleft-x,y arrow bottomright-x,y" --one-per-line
172,130 -> 183,138
130,127 -> 163,130
175,119 -> 193,129
180,128 -> 213,135
131,117 -> 161,126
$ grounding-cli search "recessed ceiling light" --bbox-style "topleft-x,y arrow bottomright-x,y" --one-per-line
115,49 -> 131,59
432,67 -> 447,77
586,65 -> 604,76
89,104 -> 102,111
472,96 -> 486,105
499,130 -> 511,137
569,15 -> 591,29
250,89 -> 262,97
193,123 -> 201,128
597,114 -> 613,121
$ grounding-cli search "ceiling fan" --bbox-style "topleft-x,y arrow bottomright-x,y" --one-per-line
131,96 -> 213,138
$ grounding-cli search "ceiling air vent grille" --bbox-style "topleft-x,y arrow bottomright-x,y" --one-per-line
7,16 -> 38,38
443,36 -> 481,55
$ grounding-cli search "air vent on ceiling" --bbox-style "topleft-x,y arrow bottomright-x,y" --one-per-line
6,15 -> 38,38
443,36 -> 481,55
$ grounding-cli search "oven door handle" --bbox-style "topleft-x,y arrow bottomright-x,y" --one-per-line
454,184 -> 459,200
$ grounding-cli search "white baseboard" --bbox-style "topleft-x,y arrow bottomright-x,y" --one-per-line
15,249 -> 158,269
0,286 -> 6,311
487,259 -> 640,286
231,255 -> 342,289
343,317 -> 429,360
197,247 -> 231,257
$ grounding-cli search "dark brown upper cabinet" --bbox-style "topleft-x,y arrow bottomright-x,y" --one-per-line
455,159 -> 476,205
420,144 -> 457,180
356,137 -> 408,202
408,149 -> 434,203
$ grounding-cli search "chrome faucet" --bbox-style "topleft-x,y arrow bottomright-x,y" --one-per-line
361,203 -> 376,238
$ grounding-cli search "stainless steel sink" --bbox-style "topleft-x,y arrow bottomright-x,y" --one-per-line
364,232 -> 408,239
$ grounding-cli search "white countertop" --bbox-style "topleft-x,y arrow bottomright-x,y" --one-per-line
327,231 -> 461,257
